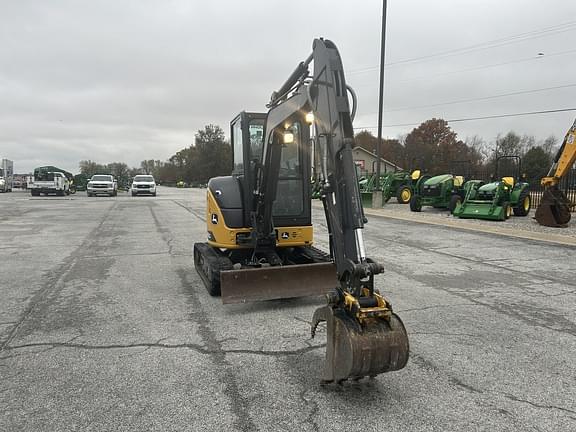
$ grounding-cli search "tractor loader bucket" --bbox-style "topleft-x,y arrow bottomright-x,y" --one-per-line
535,188 -> 572,227
220,262 -> 337,304
311,305 -> 409,383
454,201 -> 507,221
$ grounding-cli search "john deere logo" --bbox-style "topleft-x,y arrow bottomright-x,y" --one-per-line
211,214 -> 218,224
281,232 -> 289,240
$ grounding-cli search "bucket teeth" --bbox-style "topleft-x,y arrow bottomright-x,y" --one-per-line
311,305 -> 409,383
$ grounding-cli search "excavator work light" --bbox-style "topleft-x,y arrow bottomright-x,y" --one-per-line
283,132 -> 294,144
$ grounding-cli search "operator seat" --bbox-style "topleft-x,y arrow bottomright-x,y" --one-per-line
502,177 -> 515,188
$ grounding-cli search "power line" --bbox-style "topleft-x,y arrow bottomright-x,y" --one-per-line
351,48 -> 576,88
362,83 -> 576,115
353,108 -> 576,130
347,20 -> 576,75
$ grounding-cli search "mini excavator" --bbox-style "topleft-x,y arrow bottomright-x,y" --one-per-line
535,118 -> 576,227
194,38 -> 409,382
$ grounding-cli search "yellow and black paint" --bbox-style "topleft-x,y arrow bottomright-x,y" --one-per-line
205,189 -> 313,249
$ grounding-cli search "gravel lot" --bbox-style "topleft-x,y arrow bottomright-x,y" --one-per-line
1,187 -> 575,431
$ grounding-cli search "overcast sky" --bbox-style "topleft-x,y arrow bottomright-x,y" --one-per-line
1,0 -> 575,173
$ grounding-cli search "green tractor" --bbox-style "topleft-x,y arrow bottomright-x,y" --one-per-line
73,173 -> 89,191
453,155 -> 531,221
381,169 -> 421,204
410,174 -> 466,213
359,169 -> 421,207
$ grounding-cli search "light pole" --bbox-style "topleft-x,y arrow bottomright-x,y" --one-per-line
373,0 -> 387,208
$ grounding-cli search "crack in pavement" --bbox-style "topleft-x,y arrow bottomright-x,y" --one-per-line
149,205 -> 176,256
79,251 -> 170,259
175,267 -> 258,432
298,389 -> 320,432
504,393 -> 576,416
1,340 -> 325,357
410,352 -> 575,425
151,202 -> 281,431
372,231 -> 576,288
0,202 -> 118,354
380,260 -> 576,338
397,303 -> 478,313
150,200 -> 257,429
411,331 -> 481,338
170,199 -> 204,222
410,353 -> 484,395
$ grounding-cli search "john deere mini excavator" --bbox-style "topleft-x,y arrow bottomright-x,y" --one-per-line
535,118 -> 576,227
194,38 -> 409,383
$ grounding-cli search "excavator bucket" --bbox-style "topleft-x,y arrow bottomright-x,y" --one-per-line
311,305 -> 409,383
220,262 -> 337,304
535,188 -> 572,227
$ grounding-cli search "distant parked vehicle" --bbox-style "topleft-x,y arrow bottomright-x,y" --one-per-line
0,159 -> 14,192
29,166 -> 72,196
87,175 -> 118,197
73,174 -> 89,191
131,175 -> 157,196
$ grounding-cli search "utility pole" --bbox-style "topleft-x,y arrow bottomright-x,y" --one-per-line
373,0 -> 387,208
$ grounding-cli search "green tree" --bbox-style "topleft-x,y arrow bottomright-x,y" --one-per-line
541,135 -> 558,158
355,130 -> 378,153
404,118 -> 477,173
79,160 -> 108,177
522,146 -> 551,184
140,160 -> 165,178
156,163 -> 179,184
354,130 -> 405,168
107,162 -> 129,179
193,124 -> 232,183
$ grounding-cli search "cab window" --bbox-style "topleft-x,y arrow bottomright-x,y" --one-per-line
273,121 -> 304,217
232,119 -> 243,173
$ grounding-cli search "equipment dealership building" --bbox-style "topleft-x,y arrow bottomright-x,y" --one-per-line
352,146 -> 402,175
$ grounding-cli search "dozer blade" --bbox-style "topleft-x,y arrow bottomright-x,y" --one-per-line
535,188 -> 572,227
220,262 -> 337,304
311,305 -> 409,383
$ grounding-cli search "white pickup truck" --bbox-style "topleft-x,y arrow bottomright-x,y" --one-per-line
131,175 -> 157,196
29,171 -> 70,196
87,174 -> 118,197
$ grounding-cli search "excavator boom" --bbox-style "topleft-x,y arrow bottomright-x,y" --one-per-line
255,39 -> 409,382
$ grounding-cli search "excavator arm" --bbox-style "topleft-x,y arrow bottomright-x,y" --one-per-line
541,118 -> 576,186
535,118 -> 576,227
252,39 -> 409,382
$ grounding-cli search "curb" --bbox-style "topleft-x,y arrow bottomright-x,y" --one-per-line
362,207 -> 576,247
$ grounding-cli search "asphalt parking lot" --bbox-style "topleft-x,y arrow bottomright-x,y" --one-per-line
1,187 -> 575,431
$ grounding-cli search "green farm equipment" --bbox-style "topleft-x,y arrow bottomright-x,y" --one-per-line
453,156 -> 531,221
73,174 -> 89,191
410,174 -> 466,213
382,170 -> 421,204
359,169 -> 421,207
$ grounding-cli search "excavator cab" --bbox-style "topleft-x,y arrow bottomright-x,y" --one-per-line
230,111 -> 312,229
